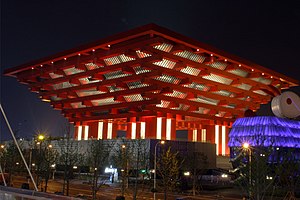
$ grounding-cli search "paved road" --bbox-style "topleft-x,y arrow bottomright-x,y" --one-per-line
11,175 -> 242,200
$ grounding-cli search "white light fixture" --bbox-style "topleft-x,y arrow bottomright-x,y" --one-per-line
184,171 -> 190,176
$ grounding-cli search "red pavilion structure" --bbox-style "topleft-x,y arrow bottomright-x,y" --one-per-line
4,24 -> 298,156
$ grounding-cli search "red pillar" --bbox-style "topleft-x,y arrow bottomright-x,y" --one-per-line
136,122 -> 141,139
74,126 -> 79,140
225,126 -> 230,155
82,126 -> 86,140
205,125 -> 215,144
171,119 -> 176,140
112,123 -> 118,139
161,118 -> 167,140
88,122 -> 98,139
187,129 -> 193,141
127,122 -> 132,139
219,126 -> 223,155
197,128 -> 202,142
145,117 -> 157,139
102,121 -> 108,139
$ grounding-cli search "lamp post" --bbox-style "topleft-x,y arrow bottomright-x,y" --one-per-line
154,140 -> 165,200
121,144 -> 126,197
243,142 -> 252,198
37,134 -> 45,190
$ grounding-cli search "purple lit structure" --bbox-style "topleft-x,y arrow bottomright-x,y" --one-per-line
228,116 -> 300,148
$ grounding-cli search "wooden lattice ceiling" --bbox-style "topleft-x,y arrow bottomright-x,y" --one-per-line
4,24 -> 299,125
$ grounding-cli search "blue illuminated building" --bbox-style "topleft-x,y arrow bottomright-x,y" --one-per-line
229,116 -> 300,162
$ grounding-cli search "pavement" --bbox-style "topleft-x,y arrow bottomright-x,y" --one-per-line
11,175 -> 245,199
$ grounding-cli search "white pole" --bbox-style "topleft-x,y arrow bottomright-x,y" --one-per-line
0,104 -> 38,191
0,164 -> 7,186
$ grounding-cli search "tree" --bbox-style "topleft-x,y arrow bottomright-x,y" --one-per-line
112,139 -> 150,200
231,145 -> 275,199
112,139 -> 132,197
40,141 -> 58,192
0,141 -> 23,186
184,151 -> 208,195
274,148 -> 300,199
157,147 -> 182,200
130,139 -> 150,200
58,125 -> 83,196
230,134 -> 279,199
86,139 -> 112,200
31,136 -> 59,192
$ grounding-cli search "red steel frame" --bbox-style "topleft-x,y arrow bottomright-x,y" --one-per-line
4,24 -> 299,155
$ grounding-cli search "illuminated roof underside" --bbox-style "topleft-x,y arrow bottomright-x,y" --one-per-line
4,24 -> 298,126
228,116 -> 300,148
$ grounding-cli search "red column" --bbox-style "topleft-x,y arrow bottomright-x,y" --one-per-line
88,122 -> 98,139
74,126 -> 79,140
187,129 -> 193,141
171,119 -> 176,140
197,129 -> 202,142
161,118 -> 167,140
127,122 -> 132,139
102,121 -> 108,139
136,122 -> 141,139
145,117 -> 157,139
112,123 -> 118,139
225,126 -> 230,155
219,126 -> 223,155
205,125 -> 215,144
82,126 -> 86,140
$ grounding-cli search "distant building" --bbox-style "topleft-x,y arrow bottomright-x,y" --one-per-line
229,116 -> 300,161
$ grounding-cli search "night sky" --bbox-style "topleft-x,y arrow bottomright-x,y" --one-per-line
1,0 -> 300,141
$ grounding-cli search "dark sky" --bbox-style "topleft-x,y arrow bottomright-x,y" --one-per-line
1,0 -> 300,141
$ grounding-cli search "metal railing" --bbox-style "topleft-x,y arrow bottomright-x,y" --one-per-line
0,186 -> 80,200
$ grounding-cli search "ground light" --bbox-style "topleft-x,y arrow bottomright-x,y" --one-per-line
221,174 -> 228,178
184,171 -> 190,176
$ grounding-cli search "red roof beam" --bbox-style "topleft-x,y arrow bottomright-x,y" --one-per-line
18,37 -> 165,81
146,78 -> 259,109
143,62 -> 270,102
64,98 -> 160,114
146,46 -> 277,96
40,69 -> 162,96
144,93 -> 244,116
150,106 -> 234,123
68,110 -> 157,123
30,54 -> 163,88
51,85 -> 158,105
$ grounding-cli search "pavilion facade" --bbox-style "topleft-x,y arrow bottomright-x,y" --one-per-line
4,24 -> 298,156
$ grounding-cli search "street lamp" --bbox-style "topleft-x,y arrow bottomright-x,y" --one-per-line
243,142 -> 250,149
38,134 -> 45,141
242,142 -> 252,198
121,144 -> 126,196
36,134 -> 45,190
154,140 -> 165,200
